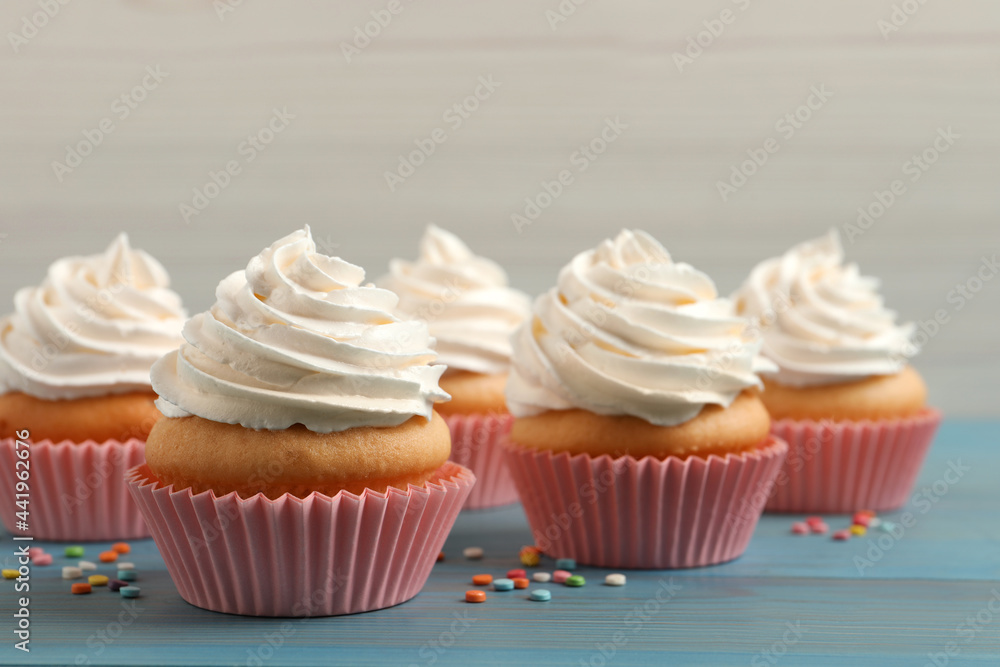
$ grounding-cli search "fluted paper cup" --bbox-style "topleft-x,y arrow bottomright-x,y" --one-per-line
764,408 -> 942,514
504,437 -> 787,569
444,413 -> 517,510
0,438 -> 148,541
126,461 -> 475,617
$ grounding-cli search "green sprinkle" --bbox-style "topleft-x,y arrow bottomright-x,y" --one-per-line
65,546 -> 84,558
565,575 -> 586,587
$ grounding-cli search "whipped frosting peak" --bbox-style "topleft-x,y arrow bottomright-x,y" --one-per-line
0,233 -> 186,400
152,227 -> 450,433
733,229 -> 916,387
506,229 -> 774,426
377,225 -> 530,376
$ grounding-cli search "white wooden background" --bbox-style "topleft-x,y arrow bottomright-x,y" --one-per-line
1,1 -> 997,415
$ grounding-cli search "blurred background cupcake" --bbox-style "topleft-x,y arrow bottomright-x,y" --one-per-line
130,227 -> 473,617
0,234 -> 186,540
503,229 -> 787,569
734,230 -> 941,513
378,225 -> 530,509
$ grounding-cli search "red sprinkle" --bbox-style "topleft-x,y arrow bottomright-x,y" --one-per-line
552,570 -> 571,584
32,554 -> 53,566
810,522 -> 829,535
806,516 -> 824,527
436,552 -> 445,562
832,530 -> 852,541
852,513 -> 871,527
507,569 -> 527,579
791,522 -> 810,535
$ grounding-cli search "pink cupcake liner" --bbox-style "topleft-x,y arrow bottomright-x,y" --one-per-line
504,436 -> 788,569
444,413 -> 518,510
765,408 -> 942,514
126,461 -> 475,617
0,438 -> 149,541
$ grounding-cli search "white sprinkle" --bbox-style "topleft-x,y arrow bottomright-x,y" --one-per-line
605,573 -> 627,587
117,562 -> 135,570
532,572 -> 552,583
868,517 -> 882,528
62,566 -> 83,580
78,561 -> 97,571
463,547 -> 483,560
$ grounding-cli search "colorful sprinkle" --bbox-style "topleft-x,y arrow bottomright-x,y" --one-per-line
532,572 -> 552,583
32,553 -> 52,566
71,583 -> 92,595
117,562 -> 135,571
507,568 -> 527,579
463,547 -> 484,560
832,529 -> 851,541
810,522 -> 829,535
119,586 -> 141,599
879,521 -> 897,533
552,570 -> 571,584
437,552 -> 445,562
605,574 -> 626,586
529,589 -> 551,602
62,566 -> 83,580
519,546 -> 541,567
555,558 -> 576,570
493,579 -> 515,592
858,509 -> 876,518
111,543 -> 131,555
107,580 -> 127,592
88,575 -> 109,587
465,590 -> 486,603
28,547 -> 44,558
852,513 -> 871,527
565,575 -> 586,587
99,551 -> 119,563
513,578 -> 530,589
472,574 -> 493,586
850,525 -> 867,536
2,569 -> 18,579
868,517 -> 883,528
791,522 -> 809,535
65,546 -> 85,558
78,561 -> 97,572
118,570 -> 137,582
806,516 -> 824,527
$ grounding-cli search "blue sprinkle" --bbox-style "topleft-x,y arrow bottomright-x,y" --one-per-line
879,521 -> 898,533
120,586 -> 141,599
555,558 -> 576,570
118,570 -> 137,581
529,589 -> 551,602
493,578 -> 515,591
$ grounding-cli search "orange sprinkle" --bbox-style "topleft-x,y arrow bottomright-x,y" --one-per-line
71,583 -> 92,595
513,578 -> 530,589
111,543 -> 131,554
436,552 -> 445,562
472,574 -> 493,586
465,590 -> 486,603
99,551 -> 118,563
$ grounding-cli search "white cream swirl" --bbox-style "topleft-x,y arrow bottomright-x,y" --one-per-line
0,234 -> 186,400
152,227 -> 449,433
377,225 -> 531,376
506,229 -> 774,426
733,229 -> 915,387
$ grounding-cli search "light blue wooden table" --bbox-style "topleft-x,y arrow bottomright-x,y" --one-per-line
2,420 -> 998,666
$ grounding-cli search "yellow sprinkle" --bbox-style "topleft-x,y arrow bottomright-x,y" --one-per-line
2,569 -> 18,579
849,524 -> 867,536
88,575 -> 109,587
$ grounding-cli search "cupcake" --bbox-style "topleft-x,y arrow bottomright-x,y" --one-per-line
503,230 -> 787,569
0,234 -> 186,540
128,227 -> 473,617
378,225 -> 530,509
734,230 -> 940,513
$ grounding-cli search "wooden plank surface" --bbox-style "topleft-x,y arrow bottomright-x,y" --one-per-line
1,420 -> 998,666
